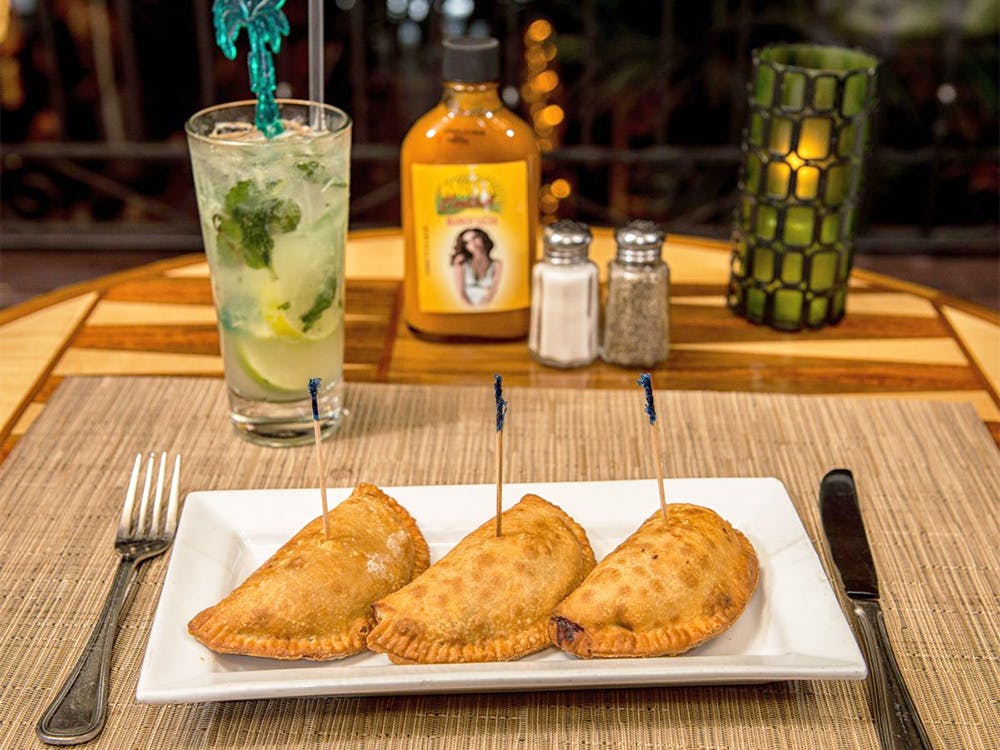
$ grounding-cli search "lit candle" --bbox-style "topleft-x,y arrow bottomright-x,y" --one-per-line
765,117 -> 831,202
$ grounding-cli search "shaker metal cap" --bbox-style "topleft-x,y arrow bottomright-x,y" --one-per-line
615,219 -> 665,263
544,219 -> 592,263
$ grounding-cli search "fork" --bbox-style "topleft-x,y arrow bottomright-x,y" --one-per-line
37,452 -> 181,746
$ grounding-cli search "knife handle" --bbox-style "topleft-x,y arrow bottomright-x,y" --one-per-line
853,599 -> 933,750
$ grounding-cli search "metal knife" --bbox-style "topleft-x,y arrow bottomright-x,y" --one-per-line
819,468 -> 933,750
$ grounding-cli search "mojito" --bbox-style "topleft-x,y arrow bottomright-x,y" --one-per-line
186,100 -> 351,445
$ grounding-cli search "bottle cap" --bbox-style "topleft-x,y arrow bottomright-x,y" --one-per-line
615,219 -> 665,264
443,37 -> 500,83
543,220 -> 592,264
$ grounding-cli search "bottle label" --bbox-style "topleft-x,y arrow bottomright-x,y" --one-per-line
411,161 -> 530,313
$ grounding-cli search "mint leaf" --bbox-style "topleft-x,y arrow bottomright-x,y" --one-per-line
295,161 -> 324,181
215,180 -> 302,270
300,273 -> 337,332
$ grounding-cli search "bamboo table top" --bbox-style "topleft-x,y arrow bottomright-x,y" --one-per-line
2,229 -> 998,458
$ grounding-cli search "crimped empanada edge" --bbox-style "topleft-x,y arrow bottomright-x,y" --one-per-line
357,482 -> 432,577
187,608 -> 366,660
550,506 -> 760,658
367,494 -> 597,664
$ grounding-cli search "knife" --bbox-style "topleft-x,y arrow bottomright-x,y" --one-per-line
819,468 -> 933,750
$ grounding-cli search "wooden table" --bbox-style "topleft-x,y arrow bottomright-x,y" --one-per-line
2,229 -> 998,459
2,230 -> 999,749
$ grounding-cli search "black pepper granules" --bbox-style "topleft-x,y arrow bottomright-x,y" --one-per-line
600,220 -> 670,367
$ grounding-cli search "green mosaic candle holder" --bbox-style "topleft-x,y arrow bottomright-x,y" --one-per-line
728,44 -> 878,330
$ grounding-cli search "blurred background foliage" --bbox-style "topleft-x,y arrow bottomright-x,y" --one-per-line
1,0 -> 997,254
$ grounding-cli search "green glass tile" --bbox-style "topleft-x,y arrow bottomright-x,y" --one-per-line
755,204 -> 778,239
814,76 -> 838,110
766,162 -> 791,198
749,113 -> 765,145
820,212 -> 841,244
843,73 -> 869,116
746,287 -> 766,320
838,123 -> 857,157
773,288 -> 803,325
832,289 -> 847,317
745,154 -> 762,193
794,166 -> 820,200
799,118 -> 832,159
752,248 -> 775,282
781,251 -> 803,283
754,66 -> 775,107
781,72 -> 807,110
825,165 -> 849,205
810,252 -> 837,290
808,296 -> 830,326
769,118 -> 794,155
784,206 -> 814,246
838,246 -> 853,279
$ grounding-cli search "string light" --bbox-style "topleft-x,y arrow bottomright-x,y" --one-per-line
523,17 -> 572,220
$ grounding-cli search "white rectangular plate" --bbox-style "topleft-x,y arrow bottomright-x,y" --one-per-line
137,478 -> 865,703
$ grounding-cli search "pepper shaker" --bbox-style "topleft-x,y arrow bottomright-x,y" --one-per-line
601,220 -> 670,367
529,220 -> 599,368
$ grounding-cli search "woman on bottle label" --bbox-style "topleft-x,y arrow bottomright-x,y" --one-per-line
451,227 -> 503,306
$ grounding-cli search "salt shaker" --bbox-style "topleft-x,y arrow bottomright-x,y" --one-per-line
529,220 -> 599,368
601,220 -> 670,367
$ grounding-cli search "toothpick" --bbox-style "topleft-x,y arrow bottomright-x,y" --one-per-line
308,377 -> 330,540
494,374 -> 508,537
637,373 -> 667,521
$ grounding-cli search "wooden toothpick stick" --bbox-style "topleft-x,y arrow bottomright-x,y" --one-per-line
308,377 -> 330,540
494,374 -> 508,537
638,373 -> 668,521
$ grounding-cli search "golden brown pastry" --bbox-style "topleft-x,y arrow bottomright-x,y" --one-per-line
550,503 -> 758,658
188,483 -> 429,660
366,494 -> 595,664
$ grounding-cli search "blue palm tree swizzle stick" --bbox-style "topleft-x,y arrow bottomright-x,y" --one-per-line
308,378 -> 330,540
638,373 -> 668,521
494,374 -> 508,537
212,0 -> 290,138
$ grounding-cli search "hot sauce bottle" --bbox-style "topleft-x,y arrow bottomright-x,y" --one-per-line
401,37 -> 540,339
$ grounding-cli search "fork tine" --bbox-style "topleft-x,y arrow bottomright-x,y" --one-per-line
135,453 -> 156,535
165,454 -> 181,537
117,453 -> 143,538
150,452 -> 167,533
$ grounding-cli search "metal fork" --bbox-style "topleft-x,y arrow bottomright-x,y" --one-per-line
37,452 -> 182,746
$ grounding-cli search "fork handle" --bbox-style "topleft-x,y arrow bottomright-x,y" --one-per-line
37,558 -> 137,745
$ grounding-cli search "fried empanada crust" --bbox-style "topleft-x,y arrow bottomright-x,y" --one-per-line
367,494 -> 595,664
187,483 -> 429,660
550,503 -> 758,658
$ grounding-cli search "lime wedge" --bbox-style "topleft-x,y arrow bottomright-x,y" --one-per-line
236,329 -> 341,393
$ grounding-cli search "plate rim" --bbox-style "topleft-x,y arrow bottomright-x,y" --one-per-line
137,477 -> 866,703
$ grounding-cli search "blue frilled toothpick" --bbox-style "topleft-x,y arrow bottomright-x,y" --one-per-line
494,374 -> 508,536
637,373 -> 668,521
308,378 -> 330,539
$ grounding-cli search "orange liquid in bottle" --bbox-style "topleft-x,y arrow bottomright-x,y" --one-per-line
401,42 -> 540,340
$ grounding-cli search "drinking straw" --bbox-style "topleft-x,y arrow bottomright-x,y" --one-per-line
308,0 -> 324,130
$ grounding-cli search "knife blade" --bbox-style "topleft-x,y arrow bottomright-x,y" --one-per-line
819,469 -> 933,750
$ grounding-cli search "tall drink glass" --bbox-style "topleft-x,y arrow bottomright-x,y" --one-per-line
186,100 -> 351,446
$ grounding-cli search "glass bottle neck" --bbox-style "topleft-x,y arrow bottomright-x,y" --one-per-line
441,82 -> 503,114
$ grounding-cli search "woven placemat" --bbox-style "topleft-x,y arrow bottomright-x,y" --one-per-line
1,377 -> 997,749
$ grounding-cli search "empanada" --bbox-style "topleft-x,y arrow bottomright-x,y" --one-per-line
550,503 -> 758,658
188,483 -> 429,660
366,494 -> 595,663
